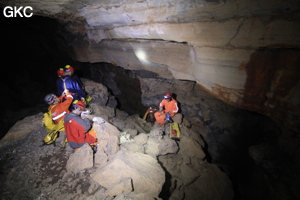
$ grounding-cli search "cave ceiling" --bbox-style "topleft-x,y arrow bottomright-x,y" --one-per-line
1,0 -> 300,132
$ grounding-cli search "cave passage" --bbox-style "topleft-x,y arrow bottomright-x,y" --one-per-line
2,13 -> 299,200
1,15 -> 148,138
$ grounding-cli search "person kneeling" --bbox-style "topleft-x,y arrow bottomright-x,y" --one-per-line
64,100 -> 97,150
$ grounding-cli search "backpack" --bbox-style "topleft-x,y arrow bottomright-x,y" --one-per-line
42,105 -> 65,145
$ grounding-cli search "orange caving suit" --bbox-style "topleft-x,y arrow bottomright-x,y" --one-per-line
154,98 -> 179,125
48,94 -> 73,124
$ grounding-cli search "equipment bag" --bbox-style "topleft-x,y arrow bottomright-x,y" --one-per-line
169,122 -> 181,140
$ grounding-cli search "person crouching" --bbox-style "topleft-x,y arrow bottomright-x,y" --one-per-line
64,100 -> 97,150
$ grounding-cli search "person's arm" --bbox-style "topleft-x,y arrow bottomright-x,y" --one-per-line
60,90 -> 73,109
169,100 -> 179,115
158,100 -> 165,112
76,115 -> 92,132
173,102 -> 179,114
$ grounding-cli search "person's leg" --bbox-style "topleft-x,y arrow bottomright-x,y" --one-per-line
172,113 -> 183,124
85,129 -> 97,144
154,112 -> 165,125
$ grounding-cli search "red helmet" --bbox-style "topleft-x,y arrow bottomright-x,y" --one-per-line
65,65 -> 74,73
72,100 -> 86,111
57,68 -> 64,77
164,92 -> 172,99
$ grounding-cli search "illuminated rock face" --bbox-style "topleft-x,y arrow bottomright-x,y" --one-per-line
1,0 -> 300,132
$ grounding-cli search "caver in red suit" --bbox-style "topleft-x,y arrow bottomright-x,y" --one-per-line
64,100 -> 97,149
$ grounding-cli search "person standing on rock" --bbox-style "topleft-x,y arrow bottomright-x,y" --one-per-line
64,65 -> 93,104
154,92 -> 179,125
64,65 -> 85,91
56,65 -> 86,102
64,100 -> 100,150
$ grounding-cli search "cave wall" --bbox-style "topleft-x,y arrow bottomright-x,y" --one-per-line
1,0 -> 300,132
1,3 -> 300,198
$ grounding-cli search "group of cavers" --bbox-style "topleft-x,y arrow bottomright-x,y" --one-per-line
42,65 -> 180,151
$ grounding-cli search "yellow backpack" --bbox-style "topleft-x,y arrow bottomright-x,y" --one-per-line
42,105 -> 65,145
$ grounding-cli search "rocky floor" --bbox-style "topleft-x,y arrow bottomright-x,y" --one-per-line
0,110 -> 234,200
0,122 -> 110,200
1,79 -> 299,200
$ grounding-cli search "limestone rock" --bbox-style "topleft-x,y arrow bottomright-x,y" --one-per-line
94,147 -> 108,166
125,128 -> 138,138
180,163 -> 200,186
91,149 -> 165,197
134,133 -> 148,146
178,135 -> 206,160
119,131 -> 134,144
106,177 -> 133,197
66,143 -> 93,173
114,192 -> 162,200
1,114 -> 43,142
120,141 -> 144,153
145,136 -> 178,157
89,104 -> 116,119
83,79 -> 111,106
184,164 -> 234,200
93,121 -> 120,158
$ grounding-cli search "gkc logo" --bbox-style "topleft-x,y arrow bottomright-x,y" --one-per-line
3,6 -> 33,18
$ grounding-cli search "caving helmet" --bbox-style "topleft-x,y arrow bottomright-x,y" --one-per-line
56,68 -> 64,77
44,94 -> 57,105
64,65 -> 74,73
164,92 -> 172,100
72,100 -> 86,111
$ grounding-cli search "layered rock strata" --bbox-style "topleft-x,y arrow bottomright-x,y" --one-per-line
1,0 -> 299,132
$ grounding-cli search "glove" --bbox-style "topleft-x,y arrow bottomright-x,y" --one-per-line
81,112 -> 89,118
81,98 -> 86,105
63,89 -> 71,96
93,117 -> 105,124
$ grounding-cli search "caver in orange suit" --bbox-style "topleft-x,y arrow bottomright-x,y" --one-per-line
44,91 -> 73,124
154,93 -> 179,125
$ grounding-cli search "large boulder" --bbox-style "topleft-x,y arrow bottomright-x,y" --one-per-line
91,149 -> 165,197
145,128 -> 179,157
93,121 -> 120,158
1,114 -> 43,142
66,143 -> 94,173
184,163 -> 234,200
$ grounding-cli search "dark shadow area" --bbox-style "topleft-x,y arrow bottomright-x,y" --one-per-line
0,12 -> 75,139
81,62 -> 148,117
157,159 -> 173,200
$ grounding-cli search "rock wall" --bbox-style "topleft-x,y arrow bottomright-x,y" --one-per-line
1,0 -> 300,132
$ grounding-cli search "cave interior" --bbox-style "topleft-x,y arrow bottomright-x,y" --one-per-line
1,8 -> 300,200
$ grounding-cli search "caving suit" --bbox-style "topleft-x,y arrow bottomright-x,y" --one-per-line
72,74 -> 84,90
48,94 -> 73,124
154,98 -> 179,125
64,112 -> 97,149
56,75 -> 85,101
